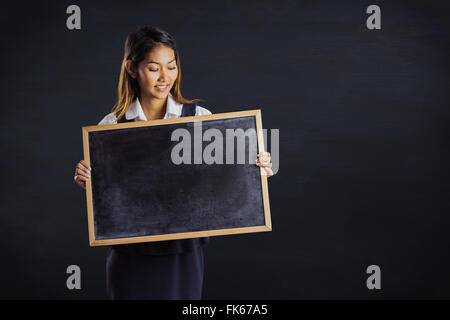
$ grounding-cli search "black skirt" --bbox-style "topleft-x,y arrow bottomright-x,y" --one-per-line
106,240 -> 206,300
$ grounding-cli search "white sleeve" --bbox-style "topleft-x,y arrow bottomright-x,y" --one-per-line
97,112 -> 117,125
195,105 -> 212,116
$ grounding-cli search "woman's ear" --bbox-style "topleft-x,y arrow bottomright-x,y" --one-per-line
125,60 -> 137,79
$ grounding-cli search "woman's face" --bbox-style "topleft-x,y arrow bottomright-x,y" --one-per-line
127,44 -> 178,100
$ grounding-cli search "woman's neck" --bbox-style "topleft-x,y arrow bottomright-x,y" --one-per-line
140,94 -> 167,120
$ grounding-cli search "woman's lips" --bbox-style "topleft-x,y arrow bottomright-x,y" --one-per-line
155,84 -> 168,92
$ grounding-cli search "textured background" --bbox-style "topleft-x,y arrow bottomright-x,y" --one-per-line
0,0 -> 449,299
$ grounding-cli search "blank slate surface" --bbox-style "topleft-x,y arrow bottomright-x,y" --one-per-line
82,110 -> 271,246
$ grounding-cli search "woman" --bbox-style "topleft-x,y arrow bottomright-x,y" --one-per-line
74,26 -> 274,299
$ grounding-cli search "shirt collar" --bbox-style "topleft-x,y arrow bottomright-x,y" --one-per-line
125,92 -> 183,121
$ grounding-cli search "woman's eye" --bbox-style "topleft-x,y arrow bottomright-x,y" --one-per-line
149,67 -> 176,72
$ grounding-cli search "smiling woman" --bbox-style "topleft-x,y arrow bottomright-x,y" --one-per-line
74,25 -> 273,300
124,45 -> 180,120
113,26 -> 203,122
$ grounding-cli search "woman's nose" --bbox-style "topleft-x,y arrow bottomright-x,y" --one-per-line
158,69 -> 169,81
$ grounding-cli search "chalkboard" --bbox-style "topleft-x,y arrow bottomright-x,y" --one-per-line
82,110 -> 271,246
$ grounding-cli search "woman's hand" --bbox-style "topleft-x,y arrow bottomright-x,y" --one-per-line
74,159 -> 91,190
255,151 -> 274,177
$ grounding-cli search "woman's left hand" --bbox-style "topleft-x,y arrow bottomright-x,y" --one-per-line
256,151 -> 274,177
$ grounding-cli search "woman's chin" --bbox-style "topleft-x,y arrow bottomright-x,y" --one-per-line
148,90 -> 169,99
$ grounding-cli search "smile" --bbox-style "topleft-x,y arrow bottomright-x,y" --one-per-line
155,85 -> 169,91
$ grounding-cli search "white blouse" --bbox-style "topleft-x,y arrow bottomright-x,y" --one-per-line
98,92 -> 212,125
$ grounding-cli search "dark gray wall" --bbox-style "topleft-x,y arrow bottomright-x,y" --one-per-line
0,0 -> 449,299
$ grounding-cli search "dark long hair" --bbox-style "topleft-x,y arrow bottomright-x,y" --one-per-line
112,26 -> 202,121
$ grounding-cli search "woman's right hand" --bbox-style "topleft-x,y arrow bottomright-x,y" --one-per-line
74,159 -> 91,190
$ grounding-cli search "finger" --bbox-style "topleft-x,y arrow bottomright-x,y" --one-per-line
262,167 -> 274,177
76,167 -> 91,177
257,151 -> 270,157
79,173 -> 91,181
79,160 -> 92,171
76,170 -> 90,180
256,159 -> 272,168
76,163 -> 89,173
256,155 -> 271,162
76,171 -> 90,180
79,163 -> 91,173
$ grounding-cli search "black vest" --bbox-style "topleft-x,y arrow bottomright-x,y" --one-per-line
111,103 -> 210,255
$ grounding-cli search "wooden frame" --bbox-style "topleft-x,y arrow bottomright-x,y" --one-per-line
82,109 -> 271,246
